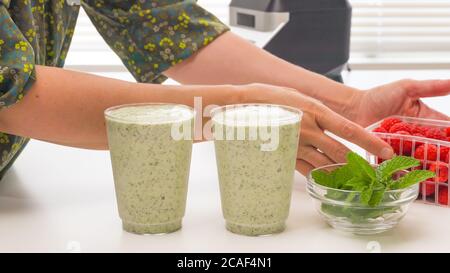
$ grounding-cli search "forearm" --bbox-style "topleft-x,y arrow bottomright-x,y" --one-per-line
165,31 -> 362,121
0,66 -> 241,150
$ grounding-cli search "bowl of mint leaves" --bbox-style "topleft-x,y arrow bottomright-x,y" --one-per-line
308,152 -> 435,235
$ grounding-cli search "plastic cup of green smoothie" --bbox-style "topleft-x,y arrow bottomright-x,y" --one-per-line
212,104 -> 302,236
105,103 -> 194,235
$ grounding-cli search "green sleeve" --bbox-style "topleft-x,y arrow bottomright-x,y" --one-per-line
81,0 -> 229,83
0,3 -> 36,109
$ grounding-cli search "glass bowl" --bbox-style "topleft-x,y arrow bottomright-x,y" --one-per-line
307,164 -> 419,235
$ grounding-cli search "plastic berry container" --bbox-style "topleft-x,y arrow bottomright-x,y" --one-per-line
366,116 -> 450,207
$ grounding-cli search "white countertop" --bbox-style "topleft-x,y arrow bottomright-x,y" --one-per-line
0,70 -> 449,253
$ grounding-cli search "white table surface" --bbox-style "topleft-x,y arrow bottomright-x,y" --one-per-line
0,70 -> 449,253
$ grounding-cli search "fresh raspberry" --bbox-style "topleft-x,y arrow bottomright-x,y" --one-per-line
419,181 -> 436,197
425,128 -> 447,141
420,125 -> 433,130
381,118 -> 402,131
414,145 -> 426,160
428,161 -> 449,183
440,146 -> 449,162
414,144 -> 438,162
411,125 -> 428,135
373,127 -> 388,133
447,137 -> 450,143
446,153 -> 450,164
390,131 -> 412,155
389,122 -> 413,134
412,133 -> 426,150
438,186 -> 449,205
446,127 -> 450,137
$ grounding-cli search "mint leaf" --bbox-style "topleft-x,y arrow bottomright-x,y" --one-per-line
360,188 -> 373,205
345,192 -> 357,203
333,165 -> 354,189
311,169 -> 335,188
372,181 -> 385,190
344,176 -> 370,190
369,188 -> 386,207
390,170 -> 436,190
312,164 -> 357,189
376,156 -> 420,182
325,189 -> 347,201
347,152 -> 376,181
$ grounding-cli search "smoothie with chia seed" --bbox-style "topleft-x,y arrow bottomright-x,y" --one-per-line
105,104 -> 194,234
212,104 -> 302,236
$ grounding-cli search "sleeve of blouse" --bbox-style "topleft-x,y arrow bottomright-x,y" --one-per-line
81,0 -> 229,83
0,2 -> 36,109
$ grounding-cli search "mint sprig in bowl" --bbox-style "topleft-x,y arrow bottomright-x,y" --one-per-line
307,152 -> 435,235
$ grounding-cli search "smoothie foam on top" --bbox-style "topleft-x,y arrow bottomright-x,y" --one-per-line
212,105 -> 301,151
212,105 -> 301,127
106,104 -> 194,124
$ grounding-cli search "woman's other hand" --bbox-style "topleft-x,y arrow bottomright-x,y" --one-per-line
353,79 -> 450,127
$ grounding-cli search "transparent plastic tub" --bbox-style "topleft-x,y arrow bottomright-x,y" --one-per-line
366,116 -> 450,207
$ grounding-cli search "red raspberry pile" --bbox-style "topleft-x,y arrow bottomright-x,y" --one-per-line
373,117 -> 450,205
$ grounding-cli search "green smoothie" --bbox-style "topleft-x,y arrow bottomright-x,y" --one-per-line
212,104 -> 302,236
105,104 -> 194,234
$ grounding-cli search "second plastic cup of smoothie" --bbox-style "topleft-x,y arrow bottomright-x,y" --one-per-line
105,103 -> 194,234
212,104 -> 302,236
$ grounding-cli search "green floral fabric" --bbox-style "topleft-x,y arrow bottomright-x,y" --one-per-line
0,0 -> 228,177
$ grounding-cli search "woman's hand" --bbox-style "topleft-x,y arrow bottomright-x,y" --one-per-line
352,79 -> 450,127
238,84 -> 394,175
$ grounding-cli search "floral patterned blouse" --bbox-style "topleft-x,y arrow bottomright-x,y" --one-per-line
0,0 -> 228,178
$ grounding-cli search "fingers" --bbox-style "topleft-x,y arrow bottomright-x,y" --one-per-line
309,134 -> 350,163
417,101 -> 450,121
298,146 -> 335,168
249,85 -> 395,161
402,79 -> 450,98
299,117 -> 350,163
296,159 -> 315,176
315,107 -> 394,160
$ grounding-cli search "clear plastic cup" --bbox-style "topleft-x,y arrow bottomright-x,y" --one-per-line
212,104 -> 302,236
105,103 -> 194,234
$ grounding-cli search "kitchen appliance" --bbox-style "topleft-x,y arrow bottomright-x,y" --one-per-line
229,0 -> 352,82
